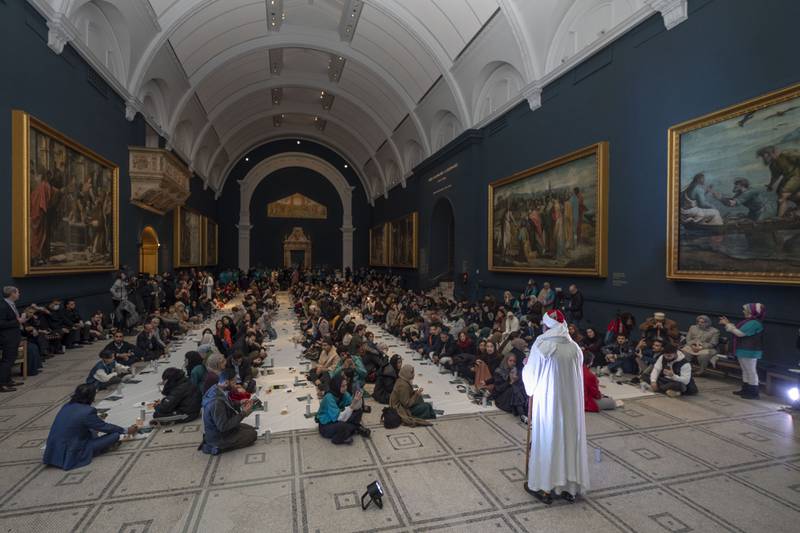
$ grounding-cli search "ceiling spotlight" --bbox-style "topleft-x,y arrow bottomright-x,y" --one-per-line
297,140 -> 301,145
344,164 -> 348,169
245,157 -> 249,161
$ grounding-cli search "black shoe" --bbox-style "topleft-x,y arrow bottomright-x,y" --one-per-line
0,385 -> 17,393
630,377 -> 640,385
5,381 -> 24,387
524,483 -> 552,505
560,491 -> 576,503
740,384 -> 760,400
732,387 -> 744,396
356,425 -> 371,438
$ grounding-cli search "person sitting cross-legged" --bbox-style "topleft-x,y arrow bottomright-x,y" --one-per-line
102,330 -> 137,365
373,354 -> 402,404
679,315 -> 720,375
600,334 -> 636,377
86,350 -> 130,390
492,353 -> 528,420
649,349 -> 698,398
389,364 -> 436,426
43,384 -> 139,470
583,353 -> 618,412
152,367 -> 201,423
199,369 -> 257,455
316,374 -> 370,444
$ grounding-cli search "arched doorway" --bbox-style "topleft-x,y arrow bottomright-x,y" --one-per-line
430,198 -> 455,281
139,226 -> 160,275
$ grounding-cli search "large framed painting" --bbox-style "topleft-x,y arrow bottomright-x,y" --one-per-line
203,217 -> 218,266
389,212 -> 418,268
488,142 -> 609,276
667,82 -> 800,285
174,206 -> 203,267
369,222 -> 389,267
11,110 -> 119,277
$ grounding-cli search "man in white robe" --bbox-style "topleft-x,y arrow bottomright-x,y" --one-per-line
522,309 -> 589,504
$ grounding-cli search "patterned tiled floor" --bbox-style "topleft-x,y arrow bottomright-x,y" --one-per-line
1,343 -> 799,532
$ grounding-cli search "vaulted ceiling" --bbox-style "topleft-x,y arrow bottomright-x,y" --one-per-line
32,0 -> 688,201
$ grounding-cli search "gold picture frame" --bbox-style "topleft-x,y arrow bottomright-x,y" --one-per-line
369,222 -> 389,267
666,82 -> 800,285
389,212 -> 418,268
203,217 -> 218,266
173,206 -> 203,268
11,110 -> 119,277
488,142 -> 609,277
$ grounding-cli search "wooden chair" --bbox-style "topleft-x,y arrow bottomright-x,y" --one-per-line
13,343 -> 27,379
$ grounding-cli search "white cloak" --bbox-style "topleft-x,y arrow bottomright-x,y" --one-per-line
522,323 -> 589,494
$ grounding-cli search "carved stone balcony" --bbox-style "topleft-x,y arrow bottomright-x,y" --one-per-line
128,147 -> 191,215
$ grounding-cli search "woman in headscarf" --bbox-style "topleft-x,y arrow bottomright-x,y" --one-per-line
680,315 -> 719,375
316,374 -> 370,444
389,365 -> 435,426
720,303 -> 765,399
197,328 -> 216,358
153,367 -> 201,422
492,353 -> 527,419
373,354 -> 402,404
185,350 -> 206,388
473,340 -> 499,393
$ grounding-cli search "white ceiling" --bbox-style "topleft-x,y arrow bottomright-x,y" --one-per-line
32,0 -> 688,201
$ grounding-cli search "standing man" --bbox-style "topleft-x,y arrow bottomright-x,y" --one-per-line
521,309 -> 589,504
567,284 -> 584,328
1,286 -> 27,392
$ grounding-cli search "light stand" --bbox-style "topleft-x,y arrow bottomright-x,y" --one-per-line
361,480 -> 384,510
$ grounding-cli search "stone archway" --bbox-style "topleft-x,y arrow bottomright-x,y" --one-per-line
237,152 -> 354,270
139,226 -> 159,275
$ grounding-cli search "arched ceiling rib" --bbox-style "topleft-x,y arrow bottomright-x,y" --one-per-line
31,0 -> 690,199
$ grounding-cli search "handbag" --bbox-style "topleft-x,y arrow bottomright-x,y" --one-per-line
380,407 -> 401,429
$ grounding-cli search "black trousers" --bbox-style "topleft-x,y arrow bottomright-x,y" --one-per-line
0,337 -> 21,384
318,409 -> 363,444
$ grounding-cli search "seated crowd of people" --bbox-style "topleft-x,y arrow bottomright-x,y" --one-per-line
37,265 -> 766,469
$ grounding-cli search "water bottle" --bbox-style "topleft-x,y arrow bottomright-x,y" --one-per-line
139,408 -> 146,421
481,394 -> 487,408
594,447 -> 602,463
264,429 -> 272,443
254,413 -> 260,429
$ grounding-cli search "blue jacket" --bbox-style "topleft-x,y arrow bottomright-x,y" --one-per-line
316,391 -> 352,425
202,385 -> 245,447
43,403 -> 125,470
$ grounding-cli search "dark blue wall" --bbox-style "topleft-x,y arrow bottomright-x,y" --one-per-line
0,0 -> 217,313
217,140 -> 371,270
372,0 -> 800,366
249,167 -> 343,269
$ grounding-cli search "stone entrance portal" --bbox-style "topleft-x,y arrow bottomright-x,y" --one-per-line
283,227 -> 312,268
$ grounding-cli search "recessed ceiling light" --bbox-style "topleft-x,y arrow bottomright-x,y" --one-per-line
344,164 -> 348,168
296,140 -> 301,145
245,157 -> 249,161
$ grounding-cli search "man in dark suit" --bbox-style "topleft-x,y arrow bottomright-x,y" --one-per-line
1,286 -> 27,392
102,330 -> 137,364
135,322 -> 160,361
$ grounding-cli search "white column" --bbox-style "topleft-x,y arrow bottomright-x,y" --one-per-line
237,223 -> 252,271
341,224 -> 355,271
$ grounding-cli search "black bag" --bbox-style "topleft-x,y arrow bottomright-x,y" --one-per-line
381,407 -> 401,429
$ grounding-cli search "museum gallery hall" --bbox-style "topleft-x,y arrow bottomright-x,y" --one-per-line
1,0 -> 800,532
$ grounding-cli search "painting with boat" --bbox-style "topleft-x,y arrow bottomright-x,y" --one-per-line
667,82 -> 800,284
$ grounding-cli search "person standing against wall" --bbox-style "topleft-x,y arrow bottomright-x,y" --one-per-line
0,286 -> 27,392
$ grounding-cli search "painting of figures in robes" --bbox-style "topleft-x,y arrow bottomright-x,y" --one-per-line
488,142 -> 608,277
667,82 -> 800,284
369,222 -> 389,267
203,217 -> 218,266
12,110 -> 118,277
174,206 -> 202,267
389,212 -> 418,268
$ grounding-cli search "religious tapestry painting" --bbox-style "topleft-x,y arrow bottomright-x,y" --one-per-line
488,142 -> 608,277
11,110 -> 119,277
174,206 -> 203,267
369,222 -> 389,267
667,82 -> 800,285
267,193 -> 327,219
389,212 -> 418,268
203,217 -> 218,266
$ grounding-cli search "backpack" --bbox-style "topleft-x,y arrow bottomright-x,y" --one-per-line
381,407 -> 401,429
